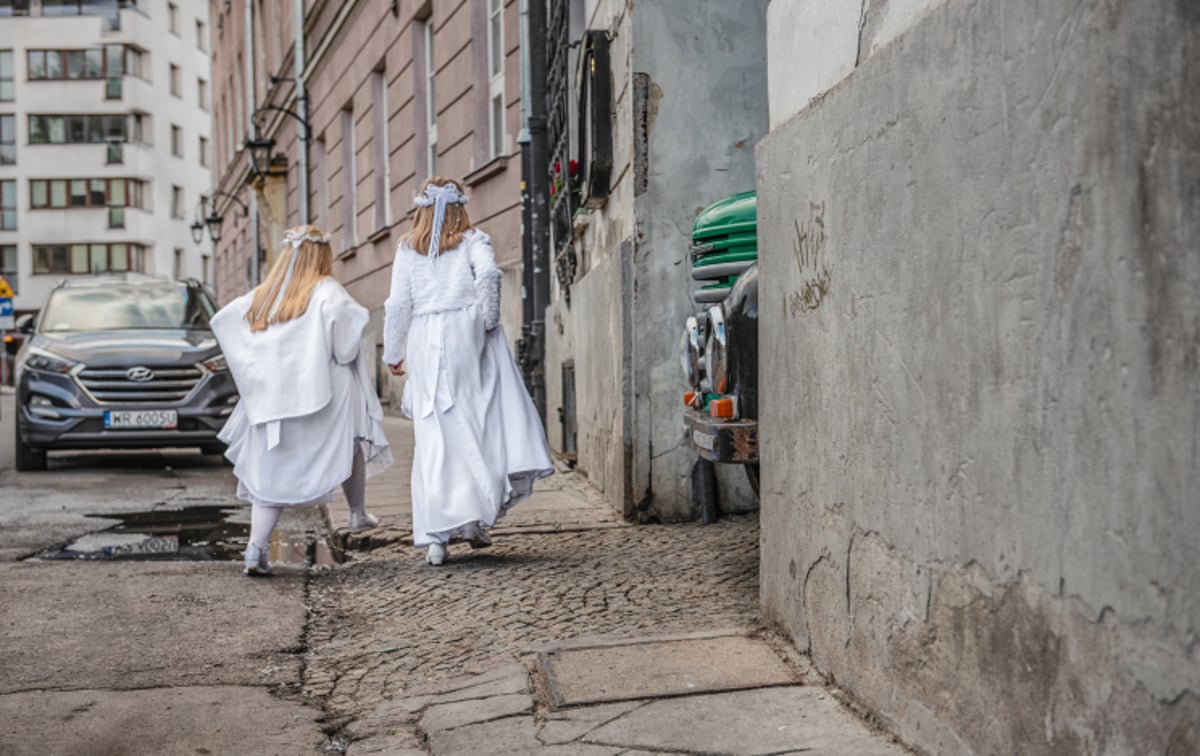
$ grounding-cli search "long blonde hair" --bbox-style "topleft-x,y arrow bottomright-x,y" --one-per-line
404,177 -> 473,255
245,224 -> 334,332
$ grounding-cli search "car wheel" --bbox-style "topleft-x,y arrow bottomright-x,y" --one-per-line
14,416 -> 48,472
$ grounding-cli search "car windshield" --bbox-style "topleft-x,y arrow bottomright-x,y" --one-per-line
39,284 -> 216,332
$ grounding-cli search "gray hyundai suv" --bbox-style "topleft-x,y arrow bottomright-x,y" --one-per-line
13,275 -> 238,470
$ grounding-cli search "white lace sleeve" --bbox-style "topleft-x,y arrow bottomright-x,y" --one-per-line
383,246 -> 413,364
468,230 -> 503,330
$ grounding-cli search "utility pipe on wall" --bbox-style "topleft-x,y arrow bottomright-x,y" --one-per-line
294,0 -> 309,225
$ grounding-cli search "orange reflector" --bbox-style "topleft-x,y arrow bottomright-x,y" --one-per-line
684,391 -> 697,406
709,398 -> 734,419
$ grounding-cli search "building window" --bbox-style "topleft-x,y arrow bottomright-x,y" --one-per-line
0,50 -> 13,102
370,68 -> 390,229
167,2 -> 178,35
0,245 -> 17,294
125,47 -> 144,79
33,243 -> 146,275
0,1 -> 32,17
201,254 -> 210,286
28,46 -> 132,82
340,107 -> 356,246
30,178 -> 146,211
196,19 -> 206,51
28,114 -> 128,144
424,19 -> 437,177
198,135 -> 209,167
171,124 -> 182,157
169,63 -> 180,97
487,0 -> 504,158
0,114 -> 14,164
105,44 -> 124,98
173,247 -> 183,279
1,180 -> 15,230
171,185 -> 183,219
197,77 -> 208,110
313,135 -> 328,230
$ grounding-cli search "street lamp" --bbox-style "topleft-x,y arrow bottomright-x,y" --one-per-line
190,219 -> 205,244
245,134 -> 279,177
204,208 -> 223,242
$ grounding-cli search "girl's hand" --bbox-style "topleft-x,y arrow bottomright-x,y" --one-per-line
388,361 -> 406,376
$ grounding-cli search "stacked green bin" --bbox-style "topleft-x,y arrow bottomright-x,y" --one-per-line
690,190 -> 757,304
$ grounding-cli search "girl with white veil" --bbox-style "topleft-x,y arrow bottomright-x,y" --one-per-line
384,177 -> 553,565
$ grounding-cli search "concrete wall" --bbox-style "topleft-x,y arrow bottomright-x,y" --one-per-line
545,0 -> 768,519
757,0 -> 1200,752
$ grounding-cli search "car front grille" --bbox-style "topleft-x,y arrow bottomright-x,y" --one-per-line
77,366 -> 204,404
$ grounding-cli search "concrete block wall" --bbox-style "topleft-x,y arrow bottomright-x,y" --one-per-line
757,0 -> 1199,752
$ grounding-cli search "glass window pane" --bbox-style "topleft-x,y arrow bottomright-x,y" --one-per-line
0,50 -> 10,79
90,178 -> 106,206
31,180 -> 47,208
0,145 -> 13,164
490,14 -> 502,77
43,0 -> 78,17
47,51 -> 63,79
28,50 -> 45,79
110,244 -> 129,271
71,245 -> 89,273
109,178 -> 125,205
52,245 -> 69,272
109,206 -> 125,228
89,115 -> 105,142
67,50 -> 85,79
491,94 -> 503,156
90,244 -> 107,272
106,77 -> 122,98
34,248 -> 49,274
0,114 -> 12,143
2,180 -> 15,207
105,45 -> 123,75
0,81 -> 12,102
70,179 -> 87,207
1,211 -> 14,230
29,115 -> 45,144
50,180 -> 67,207
105,114 -> 126,141
85,48 -> 103,78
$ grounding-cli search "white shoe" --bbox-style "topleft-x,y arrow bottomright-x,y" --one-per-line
425,543 -> 448,566
462,521 -> 493,549
243,543 -> 272,576
347,511 -> 379,533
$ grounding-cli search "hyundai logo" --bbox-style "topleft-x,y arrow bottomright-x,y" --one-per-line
126,366 -> 155,382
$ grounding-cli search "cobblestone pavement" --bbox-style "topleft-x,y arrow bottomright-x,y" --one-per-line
304,516 -> 761,736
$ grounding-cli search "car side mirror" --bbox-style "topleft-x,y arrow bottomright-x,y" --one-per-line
15,314 -> 34,334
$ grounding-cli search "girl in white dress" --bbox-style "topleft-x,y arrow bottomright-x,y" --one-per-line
384,178 -> 553,565
213,226 -> 393,575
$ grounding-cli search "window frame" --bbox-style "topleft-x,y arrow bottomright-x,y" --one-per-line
486,0 -> 505,158
424,19 -> 437,177
0,245 -> 17,294
0,179 -> 16,231
0,49 -> 14,102
33,242 -> 146,275
0,113 -> 15,165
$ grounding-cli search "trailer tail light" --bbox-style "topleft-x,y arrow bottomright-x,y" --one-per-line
684,391 -> 697,407
709,397 -> 735,419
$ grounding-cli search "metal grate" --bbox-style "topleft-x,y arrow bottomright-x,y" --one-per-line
78,366 -> 203,404
546,0 -> 576,303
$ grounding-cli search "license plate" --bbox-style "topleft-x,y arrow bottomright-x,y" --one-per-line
104,409 -> 178,429
692,429 -> 716,451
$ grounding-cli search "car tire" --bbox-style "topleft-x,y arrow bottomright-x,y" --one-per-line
14,417 -> 48,472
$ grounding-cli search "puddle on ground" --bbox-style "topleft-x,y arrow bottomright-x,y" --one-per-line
27,505 -> 337,566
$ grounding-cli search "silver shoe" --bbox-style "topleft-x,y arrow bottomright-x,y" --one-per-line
425,543 -> 448,566
462,521 -> 493,549
243,543 -> 272,576
347,511 -> 380,533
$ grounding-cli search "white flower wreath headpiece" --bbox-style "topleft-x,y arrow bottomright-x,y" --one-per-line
254,228 -> 332,321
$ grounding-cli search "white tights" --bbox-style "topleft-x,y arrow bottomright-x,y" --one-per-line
247,447 -> 368,549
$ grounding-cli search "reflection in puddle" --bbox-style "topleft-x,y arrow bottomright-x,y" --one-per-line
28,505 -> 337,566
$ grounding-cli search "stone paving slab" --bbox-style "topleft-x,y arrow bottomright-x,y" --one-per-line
540,634 -> 799,707
0,686 -> 325,756
581,686 -> 909,755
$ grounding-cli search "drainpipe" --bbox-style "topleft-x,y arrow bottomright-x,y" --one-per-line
517,0 -> 534,389
294,0 -> 309,225
527,0 -> 550,422
245,0 -> 260,287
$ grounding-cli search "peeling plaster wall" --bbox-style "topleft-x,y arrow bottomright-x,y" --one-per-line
757,0 -> 1200,752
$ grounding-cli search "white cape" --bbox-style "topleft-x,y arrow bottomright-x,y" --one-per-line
213,279 -> 392,506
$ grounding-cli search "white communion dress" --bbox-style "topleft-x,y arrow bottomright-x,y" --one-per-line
212,278 -> 393,507
383,228 -> 554,546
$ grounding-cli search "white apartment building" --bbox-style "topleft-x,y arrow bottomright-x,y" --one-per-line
0,0 -> 214,313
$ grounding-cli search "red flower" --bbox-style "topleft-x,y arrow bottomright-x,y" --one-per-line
569,159 -> 578,175
554,161 -> 562,174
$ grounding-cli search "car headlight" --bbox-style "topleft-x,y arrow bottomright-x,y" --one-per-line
704,305 -> 728,394
681,315 -> 705,389
200,354 -> 228,372
24,347 -> 79,374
